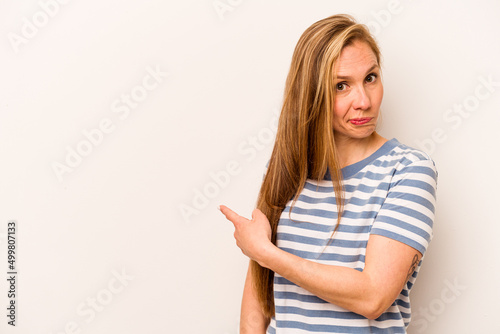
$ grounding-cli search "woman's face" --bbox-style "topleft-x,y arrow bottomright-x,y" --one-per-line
332,39 -> 383,142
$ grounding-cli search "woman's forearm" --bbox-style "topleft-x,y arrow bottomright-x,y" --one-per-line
258,244 -> 378,318
240,262 -> 269,334
257,235 -> 417,320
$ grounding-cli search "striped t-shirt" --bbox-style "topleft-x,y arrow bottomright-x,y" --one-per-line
266,138 -> 438,334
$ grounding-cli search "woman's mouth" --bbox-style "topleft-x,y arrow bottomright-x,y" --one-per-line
349,117 -> 373,125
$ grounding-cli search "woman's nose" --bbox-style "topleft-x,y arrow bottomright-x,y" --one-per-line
352,86 -> 372,110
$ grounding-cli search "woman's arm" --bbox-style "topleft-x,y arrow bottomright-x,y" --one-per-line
259,233 -> 419,319
220,206 -> 420,320
240,262 -> 269,333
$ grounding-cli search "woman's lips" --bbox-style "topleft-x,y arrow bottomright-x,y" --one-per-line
349,117 -> 372,125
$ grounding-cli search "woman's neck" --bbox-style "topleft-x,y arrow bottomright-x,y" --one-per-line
335,132 -> 388,168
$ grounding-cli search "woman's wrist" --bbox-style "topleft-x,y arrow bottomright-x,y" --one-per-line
255,241 -> 279,270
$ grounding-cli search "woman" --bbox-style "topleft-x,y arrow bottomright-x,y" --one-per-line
219,14 -> 437,334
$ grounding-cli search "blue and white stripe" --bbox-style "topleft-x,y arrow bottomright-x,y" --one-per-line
267,138 -> 438,333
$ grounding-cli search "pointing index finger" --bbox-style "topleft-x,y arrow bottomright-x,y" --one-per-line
219,205 -> 247,226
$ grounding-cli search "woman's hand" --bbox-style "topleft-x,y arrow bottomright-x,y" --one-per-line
219,205 -> 273,267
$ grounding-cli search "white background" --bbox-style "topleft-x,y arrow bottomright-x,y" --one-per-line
1,0 -> 499,333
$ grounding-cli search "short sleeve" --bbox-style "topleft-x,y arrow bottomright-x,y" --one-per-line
370,157 -> 438,255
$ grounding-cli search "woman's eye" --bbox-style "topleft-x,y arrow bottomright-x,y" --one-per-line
336,83 -> 347,91
365,73 -> 377,83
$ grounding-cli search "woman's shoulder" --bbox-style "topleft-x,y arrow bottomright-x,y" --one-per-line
384,138 -> 437,168
383,138 -> 438,180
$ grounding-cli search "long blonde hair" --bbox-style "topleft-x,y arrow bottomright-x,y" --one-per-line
253,14 -> 381,318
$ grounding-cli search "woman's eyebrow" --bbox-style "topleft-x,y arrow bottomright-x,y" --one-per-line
336,64 -> 379,80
